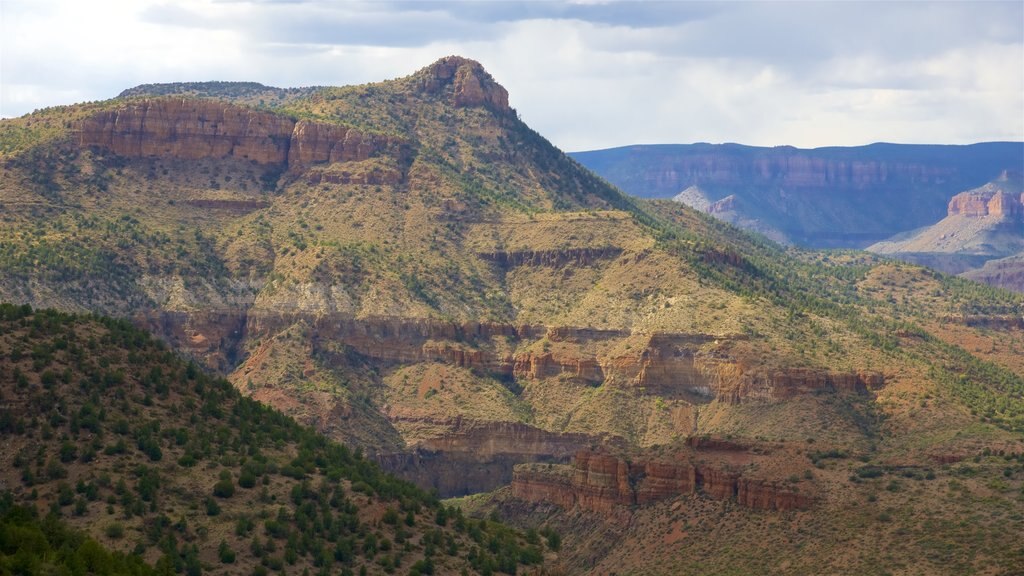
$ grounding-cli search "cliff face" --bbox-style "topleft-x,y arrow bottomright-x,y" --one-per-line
869,172 -> 1024,283
947,187 -> 1024,219
218,312 -> 881,404
77,98 -> 406,171
634,153 -> 954,192
287,120 -> 406,166
512,447 -> 811,513
418,55 -> 511,111
77,99 -> 295,164
571,142 -> 1024,247
375,420 -> 615,496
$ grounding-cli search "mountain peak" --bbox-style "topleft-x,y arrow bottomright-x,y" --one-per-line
416,55 -> 510,111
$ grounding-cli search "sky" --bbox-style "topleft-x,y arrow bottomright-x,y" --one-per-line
1,0 -> 1022,151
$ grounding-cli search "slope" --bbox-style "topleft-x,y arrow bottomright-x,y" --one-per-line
868,171 -> 1024,291
0,304 -> 551,575
0,57 -> 1023,575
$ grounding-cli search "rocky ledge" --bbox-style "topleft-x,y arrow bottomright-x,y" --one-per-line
76,99 -> 408,170
149,310 -> 882,404
512,446 -> 812,513
947,171 -> 1024,219
416,56 -> 511,111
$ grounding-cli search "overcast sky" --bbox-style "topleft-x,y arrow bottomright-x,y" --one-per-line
1,0 -> 1021,151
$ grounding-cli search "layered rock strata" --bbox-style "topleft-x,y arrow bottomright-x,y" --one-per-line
153,311 -> 881,403
77,99 -> 407,170
512,447 -> 811,513
376,420 -> 618,496
417,55 -> 511,111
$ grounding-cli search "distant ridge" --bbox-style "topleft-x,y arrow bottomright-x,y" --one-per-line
118,81 -> 323,108
571,141 -> 1024,247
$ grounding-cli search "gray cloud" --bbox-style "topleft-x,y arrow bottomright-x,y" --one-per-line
1,1 -> 1021,150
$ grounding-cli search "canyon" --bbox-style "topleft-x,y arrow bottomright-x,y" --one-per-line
868,171 -> 1024,289
2,56 -> 1023,575
138,308 -> 883,495
572,142 -> 1023,247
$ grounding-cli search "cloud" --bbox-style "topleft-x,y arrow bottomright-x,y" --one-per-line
1,0 -> 1021,150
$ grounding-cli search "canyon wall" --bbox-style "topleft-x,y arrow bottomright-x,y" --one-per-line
76,99 -> 406,170
571,142 -> 1023,247
376,420 -> 615,496
947,189 -> 1023,218
512,448 -> 811,513
149,310 -> 881,404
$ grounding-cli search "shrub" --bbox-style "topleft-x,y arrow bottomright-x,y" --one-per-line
213,471 -> 235,498
105,522 -> 125,539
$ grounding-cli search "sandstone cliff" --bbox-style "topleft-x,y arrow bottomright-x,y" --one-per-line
572,142 -> 1023,247
868,172 -> 1024,276
219,312 -> 881,404
512,446 -> 811,513
946,172 -> 1024,218
76,98 -> 407,171
417,56 -> 511,111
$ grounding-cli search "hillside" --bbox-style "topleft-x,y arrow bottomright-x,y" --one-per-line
0,304 -> 551,575
1,56 -> 1024,574
570,142 -> 1024,247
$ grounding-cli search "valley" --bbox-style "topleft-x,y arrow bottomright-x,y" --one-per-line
1,56 -> 1022,574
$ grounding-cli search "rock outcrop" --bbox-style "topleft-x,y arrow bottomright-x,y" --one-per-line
947,183 -> 1024,218
707,194 -> 738,214
512,447 -> 811,513
77,99 -> 406,171
868,171 -> 1024,283
77,99 -> 295,164
152,310 -> 880,403
287,120 -> 405,166
572,142 -> 1024,247
376,420 -> 616,496
962,254 -> 1024,294
418,56 -> 510,111
710,367 -> 884,404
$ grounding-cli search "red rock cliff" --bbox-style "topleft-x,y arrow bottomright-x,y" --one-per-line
77,99 -> 295,164
947,172 -> 1024,218
512,447 -> 811,513
77,99 -> 406,170
417,56 -> 510,111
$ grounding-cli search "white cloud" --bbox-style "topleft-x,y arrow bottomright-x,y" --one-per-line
1,0 -> 1021,150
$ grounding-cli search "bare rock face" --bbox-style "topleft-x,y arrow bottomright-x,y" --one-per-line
512,446 -> 811,513
711,367 -> 884,404
947,171 -> 1024,218
77,99 -> 295,164
707,194 -> 738,214
158,310 -> 879,404
288,120 -> 406,167
376,420 -> 609,497
418,56 -> 510,111
77,99 -> 406,172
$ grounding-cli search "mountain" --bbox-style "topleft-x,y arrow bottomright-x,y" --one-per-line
569,142 -> 1024,247
0,304 -> 549,575
868,171 -> 1024,291
1,56 -> 1024,574
963,253 -> 1024,293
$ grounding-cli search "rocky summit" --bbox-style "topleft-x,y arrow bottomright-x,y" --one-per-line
1,57 -> 1024,575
